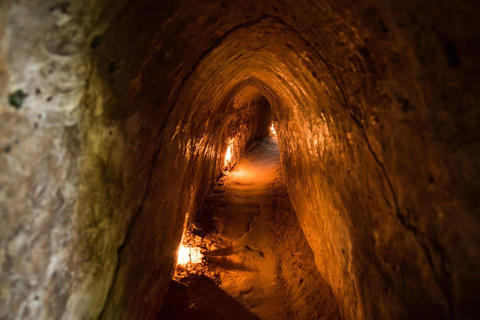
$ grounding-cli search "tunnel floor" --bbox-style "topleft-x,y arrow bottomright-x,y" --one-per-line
156,137 -> 340,320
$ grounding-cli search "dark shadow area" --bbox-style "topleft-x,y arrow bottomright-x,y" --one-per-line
202,246 -> 236,257
205,257 -> 254,272
156,275 -> 259,320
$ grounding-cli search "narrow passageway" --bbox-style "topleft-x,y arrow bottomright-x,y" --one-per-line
2,2 -> 478,319
157,137 -> 340,320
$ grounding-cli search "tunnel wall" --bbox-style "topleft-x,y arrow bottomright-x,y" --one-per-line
0,0 -> 479,319
0,1 -> 100,318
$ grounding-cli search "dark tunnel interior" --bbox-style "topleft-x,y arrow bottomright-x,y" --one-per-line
0,0 -> 479,319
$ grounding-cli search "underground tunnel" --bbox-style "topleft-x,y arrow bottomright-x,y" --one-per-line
0,0 -> 479,319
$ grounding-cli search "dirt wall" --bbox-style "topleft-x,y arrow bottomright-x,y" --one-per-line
0,0 -> 478,319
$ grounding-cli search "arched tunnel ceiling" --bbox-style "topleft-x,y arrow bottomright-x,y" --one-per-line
0,0 -> 479,319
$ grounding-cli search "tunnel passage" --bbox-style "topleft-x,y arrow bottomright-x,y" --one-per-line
157,136 -> 341,320
1,0 -> 479,320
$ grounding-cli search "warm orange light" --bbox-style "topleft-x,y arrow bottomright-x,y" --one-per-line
177,244 -> 203,266
224,140 -> 234,168
225,145 -> 232,163
270,123 -> 276,135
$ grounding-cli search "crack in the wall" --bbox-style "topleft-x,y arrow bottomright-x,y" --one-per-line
356,119 -> 454,318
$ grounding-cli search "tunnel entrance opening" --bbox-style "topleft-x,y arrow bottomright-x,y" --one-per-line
157,134 -> 340,320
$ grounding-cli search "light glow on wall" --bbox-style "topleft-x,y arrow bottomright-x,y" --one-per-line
177,244 -> 203,266
224,139 -> 234,169
270,123 -> 276,135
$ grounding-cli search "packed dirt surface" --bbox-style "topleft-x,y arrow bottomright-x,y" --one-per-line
156,137 -> 340,320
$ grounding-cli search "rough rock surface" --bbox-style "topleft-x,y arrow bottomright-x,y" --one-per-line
0,0 -> 479,319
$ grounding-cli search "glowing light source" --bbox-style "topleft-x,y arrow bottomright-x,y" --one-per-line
270,123 -> 276,135
177,244 -> 203,266
224,139 -> 234,169
225,145 -> 232,164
